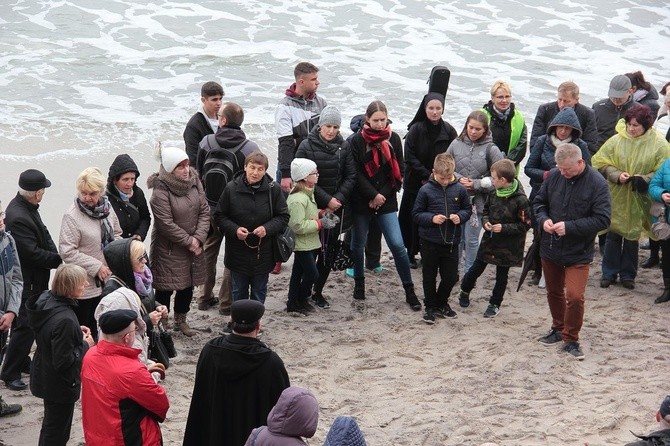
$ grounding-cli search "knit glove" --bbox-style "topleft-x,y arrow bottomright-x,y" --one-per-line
319,212 -> 340,230
630,176 -> 649,193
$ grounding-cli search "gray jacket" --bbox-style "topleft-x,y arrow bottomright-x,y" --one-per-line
0,231 -> 22,317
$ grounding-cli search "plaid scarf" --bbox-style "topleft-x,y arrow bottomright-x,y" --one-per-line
361,124 -> 402,188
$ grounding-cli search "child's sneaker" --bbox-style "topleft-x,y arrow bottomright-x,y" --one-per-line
435,305 -> 457,318
483,304 -> 500,318
458,290 -> 470,308
422,309 -> 436,325
345,268 -> 354,278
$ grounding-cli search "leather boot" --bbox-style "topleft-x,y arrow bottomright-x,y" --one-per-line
655,278 -> 670,304
174,312 -> 196,337
353,278 -> 365,300
404,284 -> 422,311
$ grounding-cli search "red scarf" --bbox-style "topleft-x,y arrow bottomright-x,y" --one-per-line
361,124 -> 402,187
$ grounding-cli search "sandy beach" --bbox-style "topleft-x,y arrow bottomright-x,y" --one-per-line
1,246 -> 669,446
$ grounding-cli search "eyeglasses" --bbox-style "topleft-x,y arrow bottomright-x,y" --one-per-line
494,95 -> 511,100
137,253 -> 149,263
308,171 -> 319,176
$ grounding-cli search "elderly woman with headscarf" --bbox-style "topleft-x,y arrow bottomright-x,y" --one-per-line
106,154 -> 151,241
398,92 -> 458,267
592,104 -> 670,290
147,145 -> 209,337
59,167 -> 122,338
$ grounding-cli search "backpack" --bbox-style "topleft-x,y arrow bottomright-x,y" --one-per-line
201,136 -> 249,207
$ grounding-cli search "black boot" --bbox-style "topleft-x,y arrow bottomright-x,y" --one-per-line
641,255 -> 660,269
353,278 -> 365,300
655,278 -> 670,304
404,284 -> 422,311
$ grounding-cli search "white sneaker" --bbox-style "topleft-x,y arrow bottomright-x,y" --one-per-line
538,276 -> 546,289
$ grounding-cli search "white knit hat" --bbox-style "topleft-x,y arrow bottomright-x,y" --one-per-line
159,146 -> 188,173
291,158 -> 317,182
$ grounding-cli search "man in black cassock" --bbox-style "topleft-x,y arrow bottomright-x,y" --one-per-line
182,299 -> 290,446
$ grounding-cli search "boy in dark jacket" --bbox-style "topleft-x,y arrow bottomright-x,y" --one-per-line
412,154 -> 471,323
458,159 -> 532,318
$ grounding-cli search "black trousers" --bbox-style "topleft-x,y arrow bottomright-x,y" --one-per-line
420,239 -> 459,309
39,400 -> 75,446
461,258 -> 510,306
0,294 -> 35,382
398,190 -> 420,258
73,295 -> 102,342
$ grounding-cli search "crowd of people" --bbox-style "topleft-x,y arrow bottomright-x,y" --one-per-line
0,61 -> 669,444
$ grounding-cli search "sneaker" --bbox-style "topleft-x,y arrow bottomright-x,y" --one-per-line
271,262 -> 282,274
345,268 -> 354,278
222,321 -> 233,335
286,301 -> 306,315
563,342 -> 585,360
369,265 -> 384,273
0,397 -> 22,417
538,329 -> 562,345
197,296 -> 219,311
422,309 -> 436,325
219,307 -> 231,316
538,276 -> 546,289
527,271 -> 541,286
483,304 -> 500,318
409,258 -> 420,269
435,305 -> 457,318
311,293 -> 330,309
599,278 -> 614,288
299,299 -> 316,313
458,290 -> 470,308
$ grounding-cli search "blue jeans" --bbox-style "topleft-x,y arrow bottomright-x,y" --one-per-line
288,250 -> 319,303
351,211 -> 413,285
231,271 -> 269,303
459,213 -> 482,273
602,232 -> 638,281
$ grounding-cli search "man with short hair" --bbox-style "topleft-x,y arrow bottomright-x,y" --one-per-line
1,170 -> 61,391
530,81 -> 598,155
625,394 -> 670,445
275,62 -> 327,194
592,75 -> 636,150
195,102 -> 260,314
183,81 -> 224,167
183,300 -> 290,446
81,309 -> 169,445
533,144 -> 611,360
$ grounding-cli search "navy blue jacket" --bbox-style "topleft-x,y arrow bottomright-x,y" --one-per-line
533,166 -> 611,266
412,177 -> 471,246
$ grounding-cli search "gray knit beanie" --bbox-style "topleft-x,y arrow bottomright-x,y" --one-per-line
319,106 -> 342,127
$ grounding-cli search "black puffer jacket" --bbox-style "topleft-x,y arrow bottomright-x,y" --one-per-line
533,166 -> 611,266
403,119 -> 458,194
530,102 -> 598,155
106,154 -> 151,240
214,172 -> 289,276
412,176 -> 472,246
295,126 -> 356,228
349,129 -> 405,215
27,291 -> 89,403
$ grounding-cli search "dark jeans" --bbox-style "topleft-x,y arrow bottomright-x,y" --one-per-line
602,232 -> 638,281
39,400 -> 75,446
230,271 -> 269,303
420,239 -> 459,309
155,287 -> 194,314
662,238 -> 670,278
288,250 -> 319,303
1,294 -> 35,382
73,295 -> 102,342
461,259 -> 510,306
344,218 -> 382,269
398,190 -> 420,258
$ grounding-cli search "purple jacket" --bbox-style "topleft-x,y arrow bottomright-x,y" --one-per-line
245,387 -> 319,446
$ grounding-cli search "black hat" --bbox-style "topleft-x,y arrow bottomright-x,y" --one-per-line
231,300 -> 265,325
99,309 -> 137,334
660,395 -> 670,419
18,169 -> 51,191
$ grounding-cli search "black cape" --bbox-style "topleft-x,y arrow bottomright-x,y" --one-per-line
182,334 -> 290,446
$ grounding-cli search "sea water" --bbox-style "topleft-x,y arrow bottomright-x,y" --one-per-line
0,0 -> 668,233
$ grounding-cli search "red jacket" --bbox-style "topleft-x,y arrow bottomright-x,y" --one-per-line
81,340 -> 170,445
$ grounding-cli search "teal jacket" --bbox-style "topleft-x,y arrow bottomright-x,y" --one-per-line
287,188 -> 321,252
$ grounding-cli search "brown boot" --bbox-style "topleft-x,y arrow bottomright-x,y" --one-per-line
174,312 -> 195,337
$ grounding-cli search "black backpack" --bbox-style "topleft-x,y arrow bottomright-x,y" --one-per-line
201,136 -> 249,207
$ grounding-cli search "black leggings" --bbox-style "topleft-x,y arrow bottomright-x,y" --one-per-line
155,287 -> 194,314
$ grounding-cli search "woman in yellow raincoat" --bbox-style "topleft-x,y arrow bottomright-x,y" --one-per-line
592,104 -> 670,289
